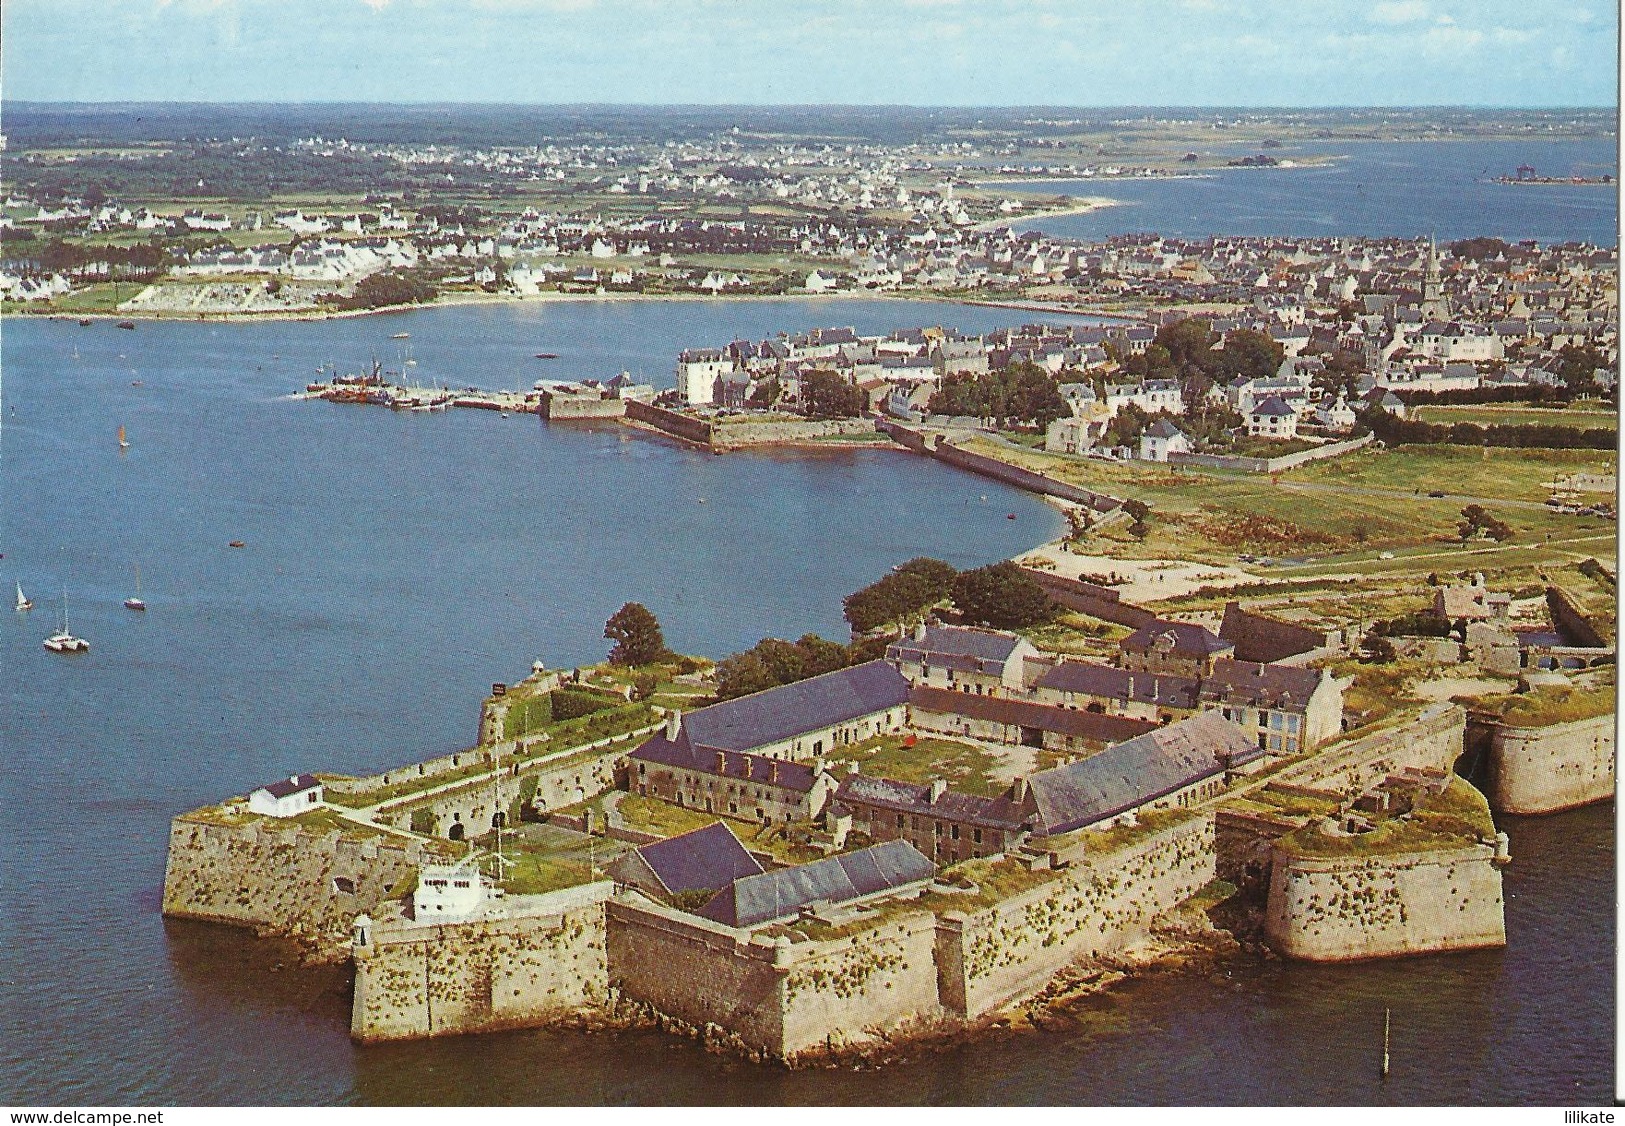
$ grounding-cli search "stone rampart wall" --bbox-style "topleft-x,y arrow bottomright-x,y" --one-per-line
936,816 -> 1215,1019
1272,706 -> 1464,795
1484,711 -> 1615,815
932,439 -> 1122,510
162,815 -> 434,952
712,418 -> 879,448
1168,433 -> 1372,475
1022,568 -> 1160,629
623,399 -> 715,445
541,393 -> 626,420
604,896 -> 793,1056
350,884 -> 612,1042
1264,842 -> 1505,961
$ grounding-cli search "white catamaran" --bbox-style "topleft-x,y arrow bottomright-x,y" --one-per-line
44,592 -> 89,653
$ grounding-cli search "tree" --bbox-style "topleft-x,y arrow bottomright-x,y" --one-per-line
951,562 -> 1055,629
604,602 -> 668,666
843,557 -> 958,633
1212,328 -> 1284,383
1121,498 -> 1151,540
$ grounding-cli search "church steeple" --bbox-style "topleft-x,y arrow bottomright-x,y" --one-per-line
1420,235 -> 1449,321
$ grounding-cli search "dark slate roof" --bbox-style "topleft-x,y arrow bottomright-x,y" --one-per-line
1199,659 -> 1324,710
1035,662 -> 1201,710
1025,711 -> 1260,835
629,733 -> 820,793
887,625 -> 1026,677
679,660 -> 911,755
699,840 -> 935,928
1251,394 -> 1296,417
1121,620 -> 1235,660
1145,419 -> 1186,440
627,821 -> 763,896
834,774 -> 1028,831
909,685 -> 1160,743
258,773 -> 320,799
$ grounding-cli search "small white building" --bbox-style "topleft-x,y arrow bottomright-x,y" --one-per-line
1138,418 -> 1191,462
1247,395 -> 1299,439
412,860 -> 488,922
247,773 -> 323,818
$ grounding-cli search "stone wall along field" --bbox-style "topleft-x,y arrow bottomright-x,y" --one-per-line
162,814 -> 439,953
351,883 -> 612,1042
1264,843 -> 1505,961
936,816 -> 1216,1020
1485,711 -> 1615,815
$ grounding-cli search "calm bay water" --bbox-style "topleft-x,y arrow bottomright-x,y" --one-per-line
1018,138 -> 1619,245
0,164 -> 1615,1105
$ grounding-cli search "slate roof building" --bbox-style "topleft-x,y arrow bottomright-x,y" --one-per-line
907,684 -> 1159,753
628,725 -> 835,825
1034,654 -> 1343,754
833,773 -> 1029,863
1247,393 -> 1299,438
887,623 -> 1040,696
607,821 -> 763,903
1023,711 -> 1263,836
698,840 -> 935,928
676,659 -> 912,761
1119,620 -> 1236,677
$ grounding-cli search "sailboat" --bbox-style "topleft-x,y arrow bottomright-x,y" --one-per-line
118,425 -> 130,450
124,564 -> 146,612
44,592 -> 90,652
15,582 -> 33,612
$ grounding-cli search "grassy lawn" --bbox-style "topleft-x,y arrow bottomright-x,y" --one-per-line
605,794 -> 823,865
824,733 -> 1007,797
1290,444 -> 1616,502
1413,404 -> 1618,430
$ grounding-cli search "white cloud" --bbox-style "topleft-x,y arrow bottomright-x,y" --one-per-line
359,0 -> 390,10
1370,1 -> 1430,24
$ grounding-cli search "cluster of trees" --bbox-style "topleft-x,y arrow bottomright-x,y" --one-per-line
1458,505 -> 1515,543
713,633 -> 871,701
329,269 -> 439,311
843,557 -> 958,633
5,236 -> 169,277
1362,407 -> 1615,451
1110,318 -> 1285,397
927,361 -> 1069,428
950,562 -> 1055,630
798,368 -> 866,419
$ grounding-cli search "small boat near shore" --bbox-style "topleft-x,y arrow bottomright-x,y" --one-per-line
78,318 -> 92,327
228,540 -> 246,549
116,321 -> 136,330
535,353 -> 559,359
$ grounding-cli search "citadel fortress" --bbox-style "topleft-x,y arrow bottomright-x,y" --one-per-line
163,578 -> 1614,1064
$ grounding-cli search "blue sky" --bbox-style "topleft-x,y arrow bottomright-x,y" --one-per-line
3,0 -> 1617,106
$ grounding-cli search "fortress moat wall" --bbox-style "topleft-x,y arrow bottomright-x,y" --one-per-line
1476,711 -> 1615,815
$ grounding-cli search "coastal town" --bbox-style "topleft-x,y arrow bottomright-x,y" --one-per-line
80,110 -> 1612,1069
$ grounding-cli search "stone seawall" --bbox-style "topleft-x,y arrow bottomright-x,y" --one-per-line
622,399 -> 715,446
162,814 -> 443,953
712,418 -> 880,448
1481,711 -> 1615,815
937,816 -> 1215,1019
541,393 -> 626,420
351,883 -> 612,1042
1264,842 -> 1505,962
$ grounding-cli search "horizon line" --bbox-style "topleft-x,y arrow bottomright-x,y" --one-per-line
4,99 -> 1619,112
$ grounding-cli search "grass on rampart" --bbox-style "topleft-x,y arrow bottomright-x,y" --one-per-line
1460,672 -> 1616,727
1273,776 -> 1495,860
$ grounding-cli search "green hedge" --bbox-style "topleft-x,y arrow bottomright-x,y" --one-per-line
551,687 -> 623,721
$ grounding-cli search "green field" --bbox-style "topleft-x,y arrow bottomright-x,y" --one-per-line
1412,404 -> 1618,430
